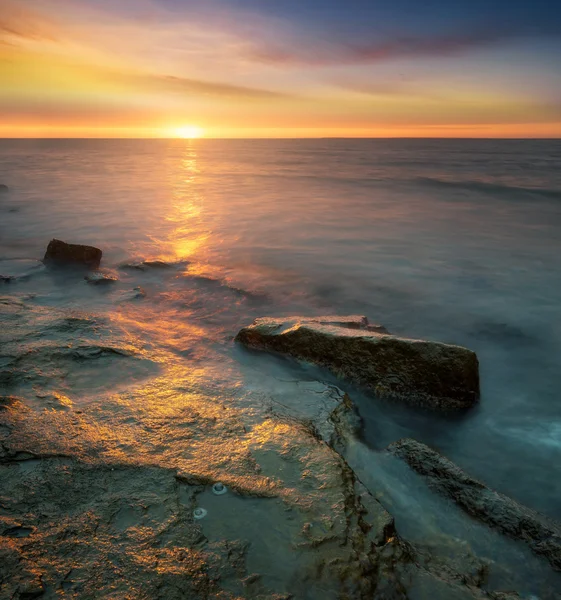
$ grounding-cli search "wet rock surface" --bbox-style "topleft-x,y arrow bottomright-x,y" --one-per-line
388,438 -> 561,571
119,259 -> 180,271
0,396 -> 402,598
236,316 -> 480,410
0,294 -> 556,599
0,184 -> 8,192
84,271 -> 119,285
43,239 -> 102,270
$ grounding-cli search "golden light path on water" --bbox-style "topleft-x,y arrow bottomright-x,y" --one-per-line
101,139 -> 316,499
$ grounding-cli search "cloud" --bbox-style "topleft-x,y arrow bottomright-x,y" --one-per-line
0,0 -> 60,43
247,29 -> 541,67
136,73 -> 294,99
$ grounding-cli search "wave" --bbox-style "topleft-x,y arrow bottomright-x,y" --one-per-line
119,259 -> 189,271
184,273 -> 269,302
412,177 -> 561,200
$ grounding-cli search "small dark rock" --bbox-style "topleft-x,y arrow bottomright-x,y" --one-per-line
85,272 -> 118,285
119,259 -> 174,271
43,239 -> 102,269
0,184 -> 9,193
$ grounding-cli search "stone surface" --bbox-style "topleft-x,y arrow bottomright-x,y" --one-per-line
43,239 -> 102,269
0,184 -> 8,192
388,438 -> 561,571
116,286 -> 146,301
84,271 -> 118,285
119,259 -> 176,271
0,297 -> 543,599
235,316 -> 480,410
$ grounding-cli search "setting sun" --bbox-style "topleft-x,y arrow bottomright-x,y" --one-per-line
174,125 -> 204,139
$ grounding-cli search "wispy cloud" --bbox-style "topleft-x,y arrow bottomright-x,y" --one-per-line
132,73 -> 294,99
0,0 -> 60,43
247,29 -> 541,66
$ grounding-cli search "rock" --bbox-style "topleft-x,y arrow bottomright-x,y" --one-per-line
116,286 -> 146,301
84,272 -> 118,285
235,316 -> 480,410
388,438 -> 561,571
315,389 -> 363,453
119,259 -> 175,271
43,239 -> 102,269
0,184 -> 8,193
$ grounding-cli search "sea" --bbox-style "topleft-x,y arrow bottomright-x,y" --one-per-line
1,138 -> 561,596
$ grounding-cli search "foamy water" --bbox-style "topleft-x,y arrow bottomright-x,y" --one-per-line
1,138 -> 561,594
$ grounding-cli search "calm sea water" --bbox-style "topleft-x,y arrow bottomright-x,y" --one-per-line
1,138 -> 561,592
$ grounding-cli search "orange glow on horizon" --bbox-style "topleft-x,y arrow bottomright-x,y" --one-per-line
173,126 -> 204,139
2,123 -> 561,139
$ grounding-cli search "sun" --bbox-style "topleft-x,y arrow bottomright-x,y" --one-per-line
174,125 -> 204,139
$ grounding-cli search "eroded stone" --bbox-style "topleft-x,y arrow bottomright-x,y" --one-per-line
236,315 -> 480,410
388,438 -> 561,571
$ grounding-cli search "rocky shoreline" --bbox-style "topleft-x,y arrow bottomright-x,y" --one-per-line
1,241 -> 560,598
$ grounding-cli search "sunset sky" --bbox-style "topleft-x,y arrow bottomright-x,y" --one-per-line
1,0 -> 561,138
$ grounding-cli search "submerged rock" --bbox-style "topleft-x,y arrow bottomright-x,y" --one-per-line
236,316 -> 480,410
0,184 -> 8,193
43,239 -> 102,269
119,259 -> 175,271
388,438 -> 561,571
116,286 -> 146,302
0,259 -> 45,283
84,272 -> 118,285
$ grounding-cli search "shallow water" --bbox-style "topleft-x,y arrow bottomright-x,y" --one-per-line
1,138 -> 561,594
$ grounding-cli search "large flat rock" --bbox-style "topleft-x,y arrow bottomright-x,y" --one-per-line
388,438 -> 561,571
235,316 -> 480,410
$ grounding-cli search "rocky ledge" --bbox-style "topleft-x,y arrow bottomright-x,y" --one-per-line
235,315 -> 480,410
388,438 -> 561,571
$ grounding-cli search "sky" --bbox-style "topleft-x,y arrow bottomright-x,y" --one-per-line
1,0 -> 561,138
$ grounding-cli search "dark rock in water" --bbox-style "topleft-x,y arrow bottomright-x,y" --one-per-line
143,260 -> 174,269
388,438 -> 561,571
116,286 -> 146,301
0,184 -> 8,193
43,239 -> 102,269
119,259 -> 174,271
235,316 -> 480,410
84,272 -> 118,285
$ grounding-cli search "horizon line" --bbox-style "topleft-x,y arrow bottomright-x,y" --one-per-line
1,136 -> 561,141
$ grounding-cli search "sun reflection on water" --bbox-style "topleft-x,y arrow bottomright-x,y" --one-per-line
149,143 -> 211,264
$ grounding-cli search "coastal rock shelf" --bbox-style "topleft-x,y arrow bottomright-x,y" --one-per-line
235,315 -> 480,410
388,438 -> 561,571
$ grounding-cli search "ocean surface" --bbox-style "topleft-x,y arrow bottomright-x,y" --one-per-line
1,138 -> 561,596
